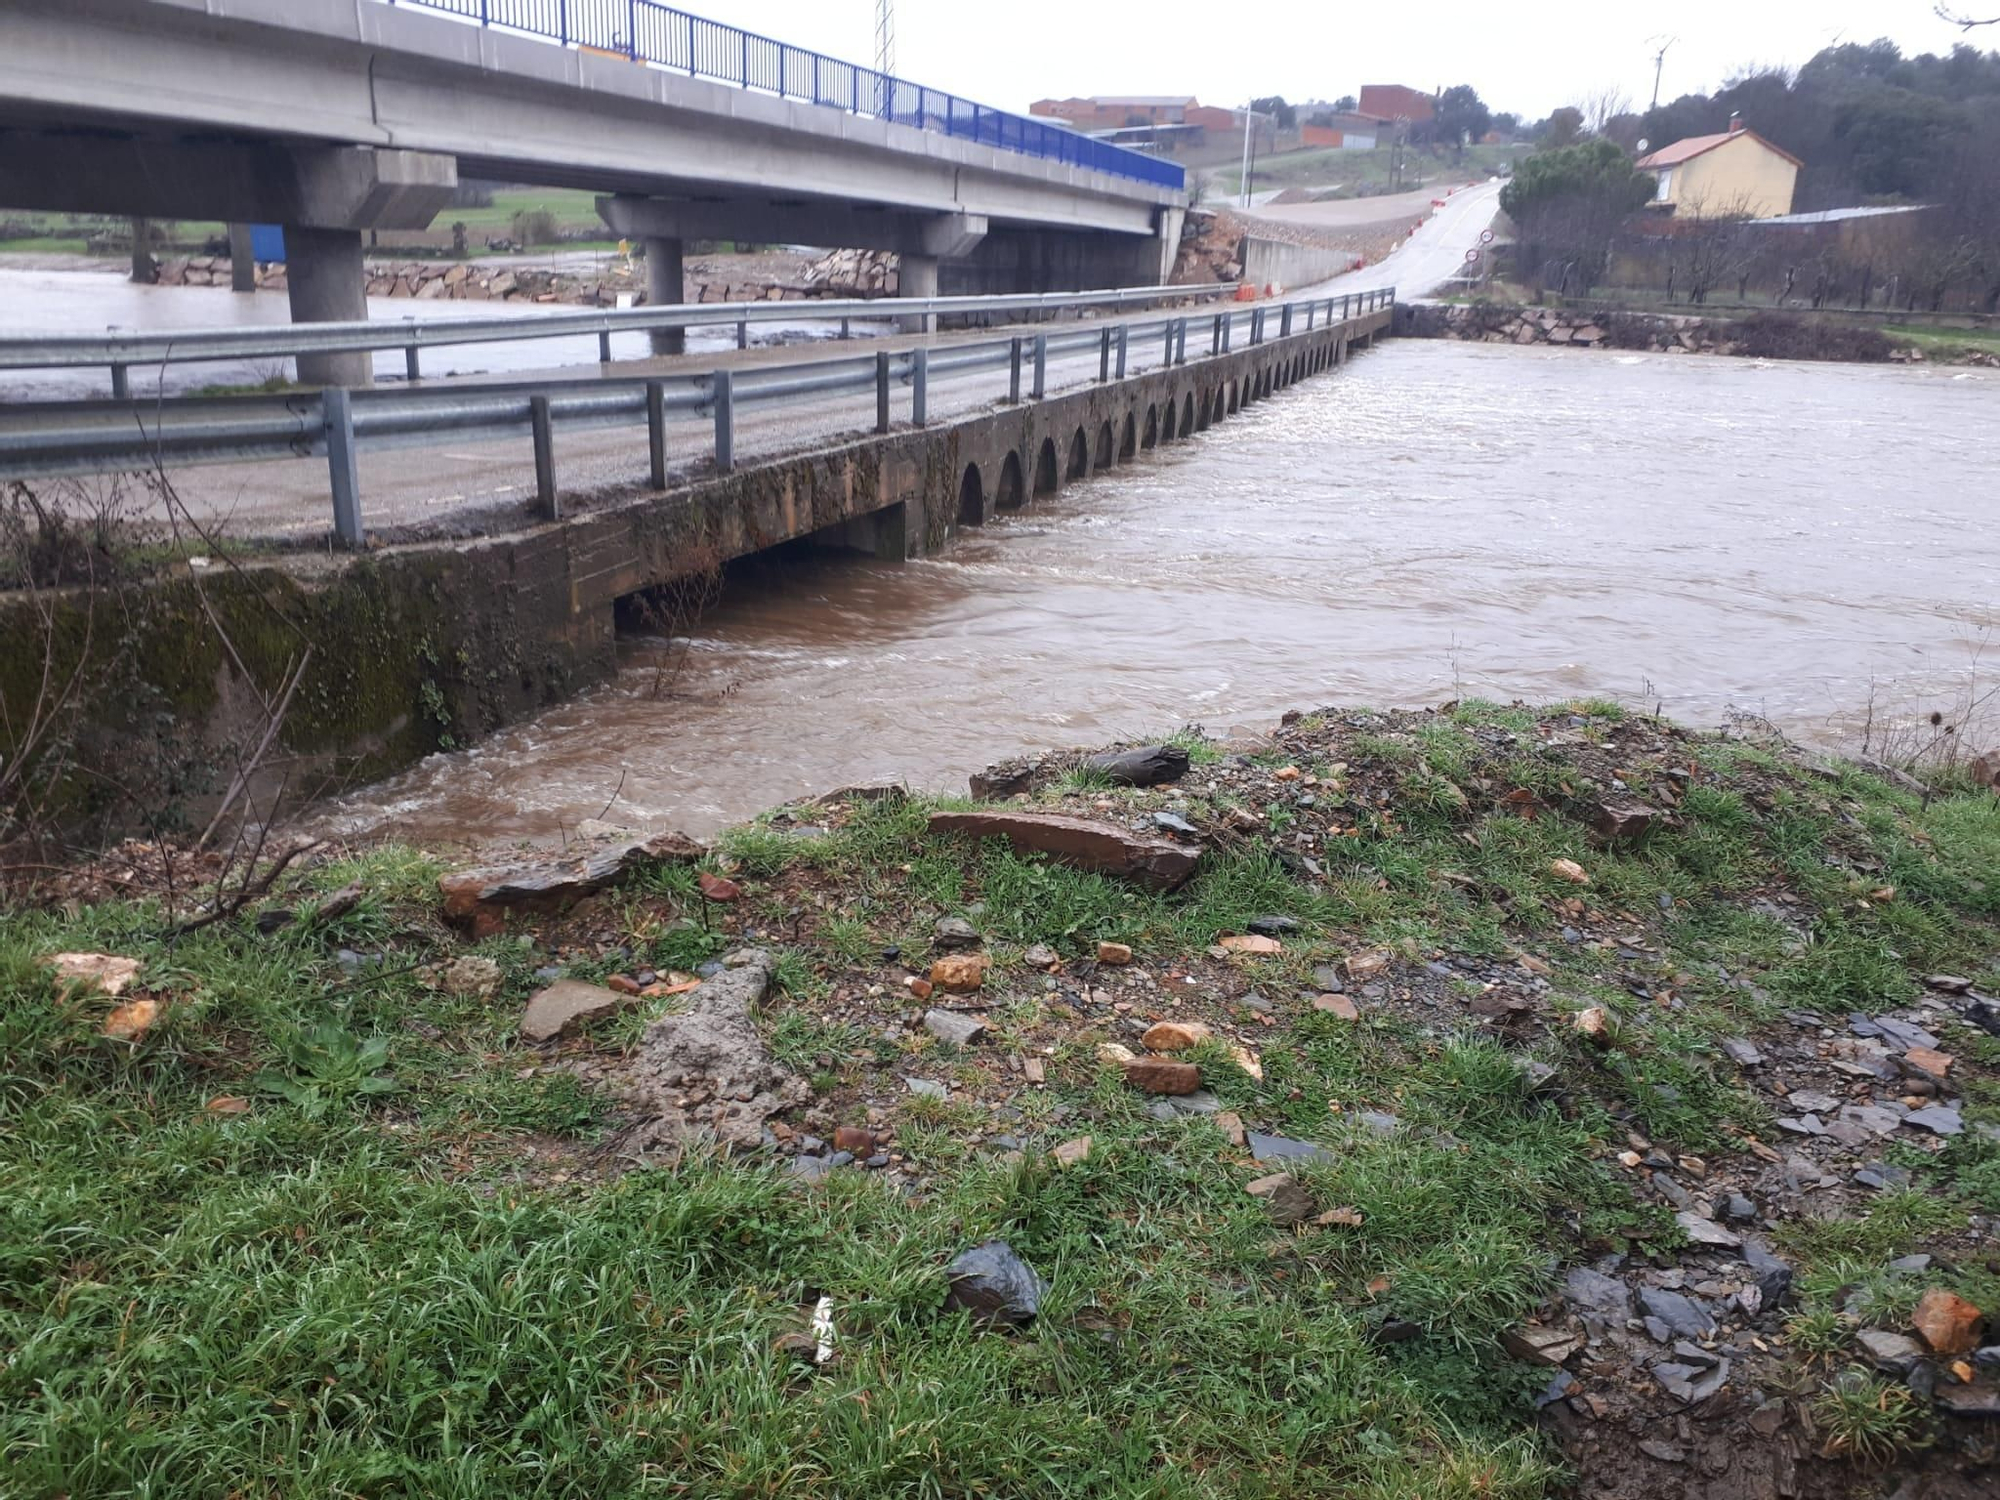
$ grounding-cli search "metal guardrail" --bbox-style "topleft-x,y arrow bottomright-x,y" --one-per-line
0,284 -> 1238,399
0,287 -> 1396,546
378,0 -> 1184,190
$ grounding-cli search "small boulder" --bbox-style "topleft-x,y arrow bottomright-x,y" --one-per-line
928,809 -> 1199,891
944,1241 -> 1048,1325
930,953 -> 989,993
1141,1020 -> 1211,1051
1084,743 -> 1191,787
1504,1323 -> 1587,1366
1912,1288 -> 1984,1355
1591,799 -> 1658,844
1855,1328 -> 1924,1373
833,1125 -> 875,1154
1313,993 -> 1359,1021
924,1009 -> 989,1047
1052,1135 -> 1092,1167
1096,941 -> 1133,966
1022,944 -> 1060,970
520,979 -> 627,1042
933,917 -> 982,950
1123,1057 -> 1201,1095
1246,1172 -> 1316,1226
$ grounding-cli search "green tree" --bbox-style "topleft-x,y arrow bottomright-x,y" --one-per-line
1540,106 -> 1585,147
1333,94 -> 1358,114
1250,95 -> 1296,129
1435,85 -> 1492,150
1499,137 -> 1656,292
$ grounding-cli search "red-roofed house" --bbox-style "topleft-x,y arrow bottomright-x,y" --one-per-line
1636,119 -> 1800,218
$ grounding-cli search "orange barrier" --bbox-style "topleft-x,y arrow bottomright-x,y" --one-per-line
1233,282 -> 1258,301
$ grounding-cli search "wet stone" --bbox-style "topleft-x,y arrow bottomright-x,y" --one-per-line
1903,1104 -> 1963,1136
944,1240 -> 1048,1325
1855,1329 -> 1924,1374
1638,1287 -> 1717,1339
1721,1038 -> 1764,1067
1248,1131 -> 1334,1164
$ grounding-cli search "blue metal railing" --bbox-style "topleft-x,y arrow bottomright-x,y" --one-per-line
378,0 -> 1185,191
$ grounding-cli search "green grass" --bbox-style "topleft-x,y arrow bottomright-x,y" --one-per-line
1215,142 -> 1525,197
6,706 -> 2000,1495
445,187 -> 604,233
0,236 -> 90,256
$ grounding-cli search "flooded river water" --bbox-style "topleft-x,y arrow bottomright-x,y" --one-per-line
317,340 -> 1998,847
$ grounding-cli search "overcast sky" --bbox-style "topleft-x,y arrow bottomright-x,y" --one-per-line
696,0 -> 1985,119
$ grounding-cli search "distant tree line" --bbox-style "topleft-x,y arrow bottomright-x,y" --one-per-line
1502,38 -> 2000,311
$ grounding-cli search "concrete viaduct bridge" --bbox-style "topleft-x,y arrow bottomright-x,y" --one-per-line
0,0 -> 1188,384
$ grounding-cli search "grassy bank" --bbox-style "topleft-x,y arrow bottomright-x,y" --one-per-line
4,702 -> 1998,1497
1217,143 -> 1523,198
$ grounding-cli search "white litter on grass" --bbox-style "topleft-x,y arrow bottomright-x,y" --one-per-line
811,1296 -> 835,1365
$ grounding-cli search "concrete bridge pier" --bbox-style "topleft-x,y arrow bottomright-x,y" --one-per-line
644,238 -> 686,356
897,256 -> 940,333
285,228 -> 370,387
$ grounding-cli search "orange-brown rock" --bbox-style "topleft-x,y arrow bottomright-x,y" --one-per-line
930,953 -> 989,993
1141,1021 -> 1212,1051
1122,1057 -> 1201,1094
1912,1288 -> 1984,1355
927,810 -> 1199,891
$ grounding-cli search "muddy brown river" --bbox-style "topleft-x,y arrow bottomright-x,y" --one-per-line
317,340 -> 1998,847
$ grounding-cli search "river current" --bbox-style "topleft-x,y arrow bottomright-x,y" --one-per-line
315,340 -> 1998,847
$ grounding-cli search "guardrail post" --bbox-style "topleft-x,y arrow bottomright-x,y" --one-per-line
530,394 -> 558,520
1281,304 -> 1293,338
1098,327 -> 1111,383
1115,325 -> 1127,379
1223,313 -> 1233,353
1251,309 -> 1263,345
875,351 -> 891,433
712,370 -> 734,473
840,317 -> 851,340
558,0 -> 570,46
626,0 -> 637,58
404,343 -> 421,382
1211,315 -> 1221,356
323,387 -> 364,549
1007,337 -> 1022,404
1031,334 -> 1047,399
598,330 -> 613,364
911,347 -> 928,427
111,363 -> 129,401
646,379 -> 668,489
1176,318 -> 1187,366
736,319 -> 748,350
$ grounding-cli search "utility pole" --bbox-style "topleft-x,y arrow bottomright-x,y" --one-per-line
874,0 -> 894,114
1240,107 -> 1261,208
1648,36 -> 1676,112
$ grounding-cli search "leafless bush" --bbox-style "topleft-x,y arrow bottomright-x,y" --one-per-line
1853,632 -> 2000,794
2,470 -> 320,917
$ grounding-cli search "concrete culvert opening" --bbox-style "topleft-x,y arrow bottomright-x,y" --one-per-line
1067,428 -> 1088,481
1120,412 -> 1136,459
958,463 -> 984,526
1142,405 -> 1159,449
1033,438 -> 1059,497
998,450 -> 1025,509
1095,421 -> 1114,468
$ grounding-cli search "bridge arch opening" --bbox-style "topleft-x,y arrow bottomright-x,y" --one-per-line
958,463 -> 984,527
1227,381 -> 1240,415
1067,428 -> 1089,481
1120,412 -> 1137,460
1034,438 -> 1059,497
1182,393 -> 1196,433
997,451 -> 1026,510
1095,421 -> 1114,469
1142,405 -> 1159,449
